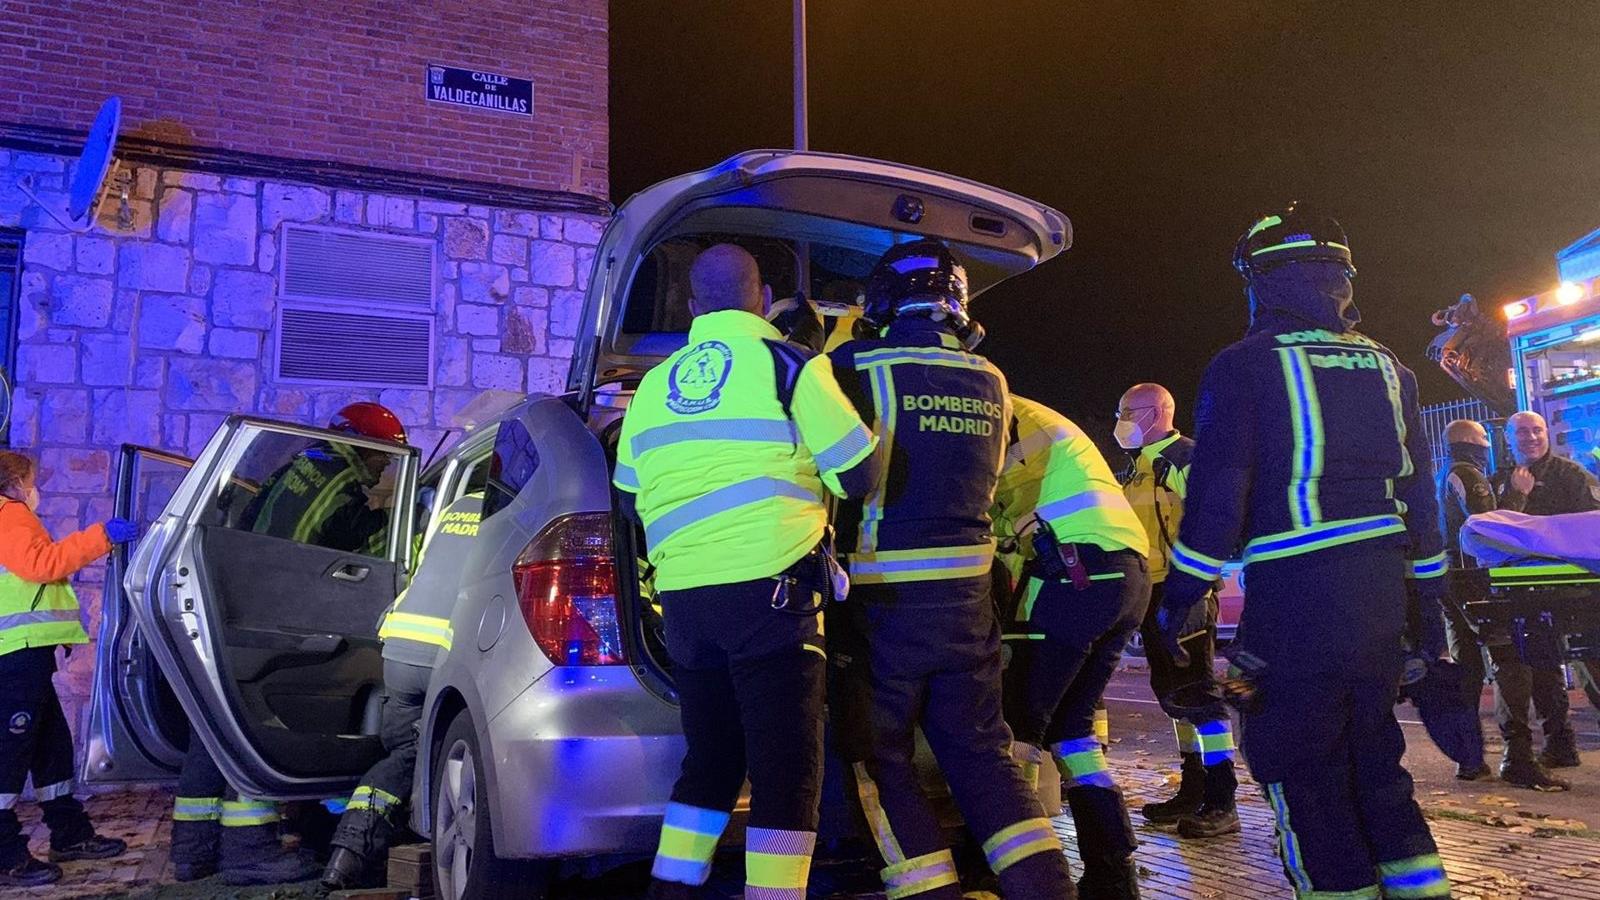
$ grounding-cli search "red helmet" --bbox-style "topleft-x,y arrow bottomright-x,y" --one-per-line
329,402 -> 407,444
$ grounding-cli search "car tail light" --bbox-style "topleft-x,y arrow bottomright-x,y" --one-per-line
512,512 -> 626,666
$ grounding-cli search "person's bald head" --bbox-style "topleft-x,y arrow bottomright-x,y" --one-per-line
1118,383 -> 1177,437
689,244 -> 771,317
1443,419 -> 1488,447
1506,411 -> 1549,465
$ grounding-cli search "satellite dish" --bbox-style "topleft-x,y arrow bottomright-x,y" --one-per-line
69,96 -> 122,222
15,96 -> 127,232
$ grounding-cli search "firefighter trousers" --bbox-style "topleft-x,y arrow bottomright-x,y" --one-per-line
0,647 -> 94,864
1237,544 -> 1450,899
854,576 -> 1073,899
331,659 -> 429,862
1486,642 -> 1574,760
1003,552 -> 1149,881
650,577 -> 827,898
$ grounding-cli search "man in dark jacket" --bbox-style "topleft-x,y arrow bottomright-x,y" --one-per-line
1157,205 -> 1451,900
1436,419 -> 1496,782
1487,411 -> 1600,779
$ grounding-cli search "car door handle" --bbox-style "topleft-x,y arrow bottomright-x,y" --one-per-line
331,563 -> 370,583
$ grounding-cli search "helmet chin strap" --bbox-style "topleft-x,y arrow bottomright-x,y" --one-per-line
957,319 -> 986,350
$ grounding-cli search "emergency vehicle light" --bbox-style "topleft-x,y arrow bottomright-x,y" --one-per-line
1502,300 -> 1533,320
1556,281 -> 1587,306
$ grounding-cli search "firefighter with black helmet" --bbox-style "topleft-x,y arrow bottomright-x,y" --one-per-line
1156,205 -> 1452,899
831,239 -> 1074,899
172,402 -> 407,887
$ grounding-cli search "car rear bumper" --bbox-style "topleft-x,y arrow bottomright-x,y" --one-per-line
484,666 -> 686,859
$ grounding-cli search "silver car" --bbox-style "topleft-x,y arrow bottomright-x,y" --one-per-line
86,150 -> 1070,899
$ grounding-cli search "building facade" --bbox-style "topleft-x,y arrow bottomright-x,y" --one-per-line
0,0 -> 609,747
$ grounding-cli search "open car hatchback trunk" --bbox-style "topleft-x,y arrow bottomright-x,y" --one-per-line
567,150 -> 1072,688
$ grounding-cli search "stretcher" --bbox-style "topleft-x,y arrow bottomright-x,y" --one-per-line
1452,510 -> 1600,663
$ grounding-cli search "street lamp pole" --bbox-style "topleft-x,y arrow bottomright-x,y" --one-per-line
794,0 -> 808,151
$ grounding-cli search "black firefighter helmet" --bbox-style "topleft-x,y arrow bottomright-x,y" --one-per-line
1233,203 -> 1356,280
863,239 -> 972,330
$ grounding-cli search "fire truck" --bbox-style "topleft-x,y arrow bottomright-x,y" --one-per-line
1429,228 -> 1600,476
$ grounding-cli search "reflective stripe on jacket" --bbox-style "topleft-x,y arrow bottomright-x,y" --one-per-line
378,492 -> 483,666
615,310 -> 876,592
993,396 -> 1149,564
1166,322 -> 1443,591
831,321 -> 1009,584
0,500 -> 108,656
246,443 -> 388,554
1119,431 -> 1191,583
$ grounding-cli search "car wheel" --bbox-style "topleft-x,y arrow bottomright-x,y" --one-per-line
433,711 -> 552,900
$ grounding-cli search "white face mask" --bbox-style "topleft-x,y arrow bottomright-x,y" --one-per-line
25,486 -> 39,511
1114,418 -> 1145,450
1113,413 -> 1152,451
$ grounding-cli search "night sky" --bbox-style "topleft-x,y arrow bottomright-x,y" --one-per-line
610,2 -> 1600,436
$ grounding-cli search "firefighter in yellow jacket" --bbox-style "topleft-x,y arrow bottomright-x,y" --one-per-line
993,397 -> 1151,899
615,244 -> 879,900
0,451 -> 132,886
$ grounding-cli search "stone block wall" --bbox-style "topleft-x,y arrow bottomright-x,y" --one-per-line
0,147 -> 606,744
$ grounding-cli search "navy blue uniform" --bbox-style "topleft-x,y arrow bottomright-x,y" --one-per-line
830,320 -> 1072,900
1163,279 -> 1451,898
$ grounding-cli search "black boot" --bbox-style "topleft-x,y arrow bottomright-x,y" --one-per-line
219,823 -> 320,886
1501,758 -> 1570,791
1067,785 -> 1137,900
171,818 -> 221,881
1176,759 -> 1241,839
1502,739 -> 1570,791
1077,860 -> 1140,900
1539,731 -> 1582,769
48,834 -> 127,862
320,847 -> 369,891
1139,752 -> 1204,825
0,854 -> 62,887
322,805 -> 395,890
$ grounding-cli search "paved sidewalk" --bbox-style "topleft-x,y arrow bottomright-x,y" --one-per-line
12,760 -> 1600,899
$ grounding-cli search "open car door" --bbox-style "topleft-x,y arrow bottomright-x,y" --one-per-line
126,416 -> 418,800
82,445 -> 198,784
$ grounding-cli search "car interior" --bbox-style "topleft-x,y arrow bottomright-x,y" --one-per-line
182,428 -> 413,778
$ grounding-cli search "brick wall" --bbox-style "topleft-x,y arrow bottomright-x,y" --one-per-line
2,0 -> 608,196
0,147 -> 604,752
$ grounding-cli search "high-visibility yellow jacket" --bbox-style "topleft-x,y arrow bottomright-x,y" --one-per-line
0,499 -> 110,657
992,396 -> 1149,565
1120,431 -> 1192,584
615,310 -> 877,592
378,492 -> 482,666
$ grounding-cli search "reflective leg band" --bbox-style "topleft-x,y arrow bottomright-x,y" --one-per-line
744,826 -> 815,899
651,802 -> 730,886
1013,742 -> 1046,792
1196,719 -> 1236,766
1299,888 -> 1380,899
220,798 -> 280,827
1051,737 -> 1115,789
881,848 -> 960,899
1265,783 -> 1316,895
1093,707 -> 1110,749
1174,720 -> 1201,754
173,796 -> 222,822
35,779 -> 74,801
982,817 -> 1060,874
853,762 -> 906,863
347,785 -> 402,814
1378,853 -> 1451,898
